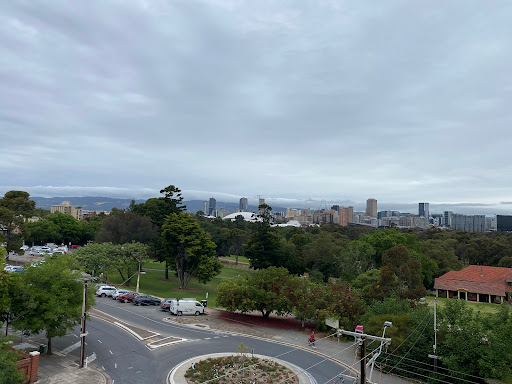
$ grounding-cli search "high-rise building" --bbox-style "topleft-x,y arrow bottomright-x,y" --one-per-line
208,197 -> 216,216
202,201 -> 208,214
258,197 -> 265,214
419,203 -> 430,218
339,206 -> 353,226
239,197 -> 248,212
366,199 -> 377,218
496,215 -> 512,231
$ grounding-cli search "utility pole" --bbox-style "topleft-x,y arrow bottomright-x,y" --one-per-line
135,253 -> 141,294
428,298 -> 439,373
360,335 -> 366,384
79,280 -> 88,368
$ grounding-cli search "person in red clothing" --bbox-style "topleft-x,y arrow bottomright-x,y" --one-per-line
309,332 -> 316,348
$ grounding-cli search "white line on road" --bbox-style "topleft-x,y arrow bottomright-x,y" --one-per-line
61,341 -> 81,355
214,336 -> 220,339
98,339 -> 102,343
87,352 -> 97,364
204,338 -> 211,340
115,363 -> 117,368
109,350 -> 113,355
102,366 -> 105,371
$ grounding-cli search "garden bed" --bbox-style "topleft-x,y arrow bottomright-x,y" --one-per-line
184,354 -> 299,384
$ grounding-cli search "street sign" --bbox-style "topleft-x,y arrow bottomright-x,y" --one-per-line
80,332 -> 88,337
325,318 -> 339,329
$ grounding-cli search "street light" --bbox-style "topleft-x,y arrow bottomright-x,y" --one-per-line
121,247 -> 144,293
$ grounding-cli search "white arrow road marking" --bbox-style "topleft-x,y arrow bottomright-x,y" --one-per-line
61,341 -> 81,355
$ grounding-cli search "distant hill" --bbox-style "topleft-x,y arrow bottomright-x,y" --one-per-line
32,197 -> 287,214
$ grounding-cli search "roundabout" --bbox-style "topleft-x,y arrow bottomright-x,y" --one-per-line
168,353 -> 317,384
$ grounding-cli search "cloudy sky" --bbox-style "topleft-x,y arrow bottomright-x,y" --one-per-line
1,1 -> 512,214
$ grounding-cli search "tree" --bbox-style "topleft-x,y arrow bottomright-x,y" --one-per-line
162,212 -> 222,289
72,242 -> 115,278
380,245 -> 425,300
0,191 -> 35,252
46,213 -> 82,244
228,228 -> 248,265
243,205 -> 284,270
359,229 -> 420,267
217,267 -> 298,318
95,211 -> 157,244
303,231 -> 347,281
24,219 -> 60,245
0,338 -> 24,384
336,240 -> 376,282
12,254 -> 94,354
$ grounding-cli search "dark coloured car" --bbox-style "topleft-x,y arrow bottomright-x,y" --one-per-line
133,295 -> 161,306
118,292 -> 139,303
160,298 -> 177,311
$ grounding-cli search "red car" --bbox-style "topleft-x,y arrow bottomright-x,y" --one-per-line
118,292 -> 139,303
70,245 -> 80,249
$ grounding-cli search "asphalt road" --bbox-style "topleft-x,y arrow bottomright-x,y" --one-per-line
50,296 -> 357,384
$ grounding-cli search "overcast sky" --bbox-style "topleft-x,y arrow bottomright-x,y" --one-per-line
1,1 -> 512,214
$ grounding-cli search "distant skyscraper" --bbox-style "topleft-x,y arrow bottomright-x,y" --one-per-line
202,201 -> 207,214
366,199 -> 377,218
239,197 -> 248,212
419,203 -> 430,218
258,197 -> 265,214
208,197 -> 216,216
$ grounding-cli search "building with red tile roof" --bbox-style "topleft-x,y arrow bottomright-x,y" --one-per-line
434,265 -> 512,304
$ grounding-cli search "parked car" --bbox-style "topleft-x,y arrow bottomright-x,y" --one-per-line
95,286 -> 117,297
160,298 -> 177,311
29,250 -> 43,256
133,295 -> 161,306
118,292 -> 139,303
112,289 -> 129,300
20,245 -> 29,251
70,245 -> 80,249
53,250 -> 66,255
4,265 -> 15,272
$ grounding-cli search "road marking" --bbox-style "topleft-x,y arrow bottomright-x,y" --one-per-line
109,350 -> 113,355
61,341 -> 81,354
98,339 -> 102,344
87,352 -> 97,364
115,363 -> 117,368
128,367 -> 133,369
102,366 -> 105,371
204,337 -> 211,340
214,336 -> 220,339
223,336 -> 229,338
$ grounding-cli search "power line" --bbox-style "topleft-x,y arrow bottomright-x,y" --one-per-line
378,355 -> 481,384
380,352 -> 487,382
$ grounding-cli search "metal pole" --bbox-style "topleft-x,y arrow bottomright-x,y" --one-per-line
434,298 -> 437,373
360,336 -> 366,384
135,255 -> 141,294
79,281 -> 88,368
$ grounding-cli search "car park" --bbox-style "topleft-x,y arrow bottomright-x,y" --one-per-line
160,298 -> 177,311
70,245 -> 80,249
112,289 -> 129,300
29,250 -> 43,256
118,292 -> 139,303
20,245 -> 29,251
95,286 -> 117,297
4,265 -> 15,272
133,295 -> 161,306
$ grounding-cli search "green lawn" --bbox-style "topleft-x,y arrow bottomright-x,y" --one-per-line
425,295 -> 502,314
106,264 -> 253,307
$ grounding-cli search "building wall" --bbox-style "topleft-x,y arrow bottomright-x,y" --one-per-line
339,206 -> 353,226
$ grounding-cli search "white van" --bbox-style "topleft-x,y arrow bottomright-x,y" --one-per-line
169,299 -> 204,316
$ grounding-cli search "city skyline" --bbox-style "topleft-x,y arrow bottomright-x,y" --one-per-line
2,2 -> 512,211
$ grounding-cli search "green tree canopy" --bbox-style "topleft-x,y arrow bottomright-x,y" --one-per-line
95,211 -> 157,244
12,254 -> 94,354
162,212 -> 221,289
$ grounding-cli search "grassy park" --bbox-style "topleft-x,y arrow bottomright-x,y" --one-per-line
425,295 -> 502,314
106,259 -> 253,306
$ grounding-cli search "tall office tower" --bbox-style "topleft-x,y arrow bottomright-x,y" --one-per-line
258,197 -> 265,214
339,206 -> 354,226
208,197 -> 216,216
419,203 -> 430,218
366,198 -> 377,218
202,201 -> 208,214
239,197 -> 248,212
444,211 -> 453,228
